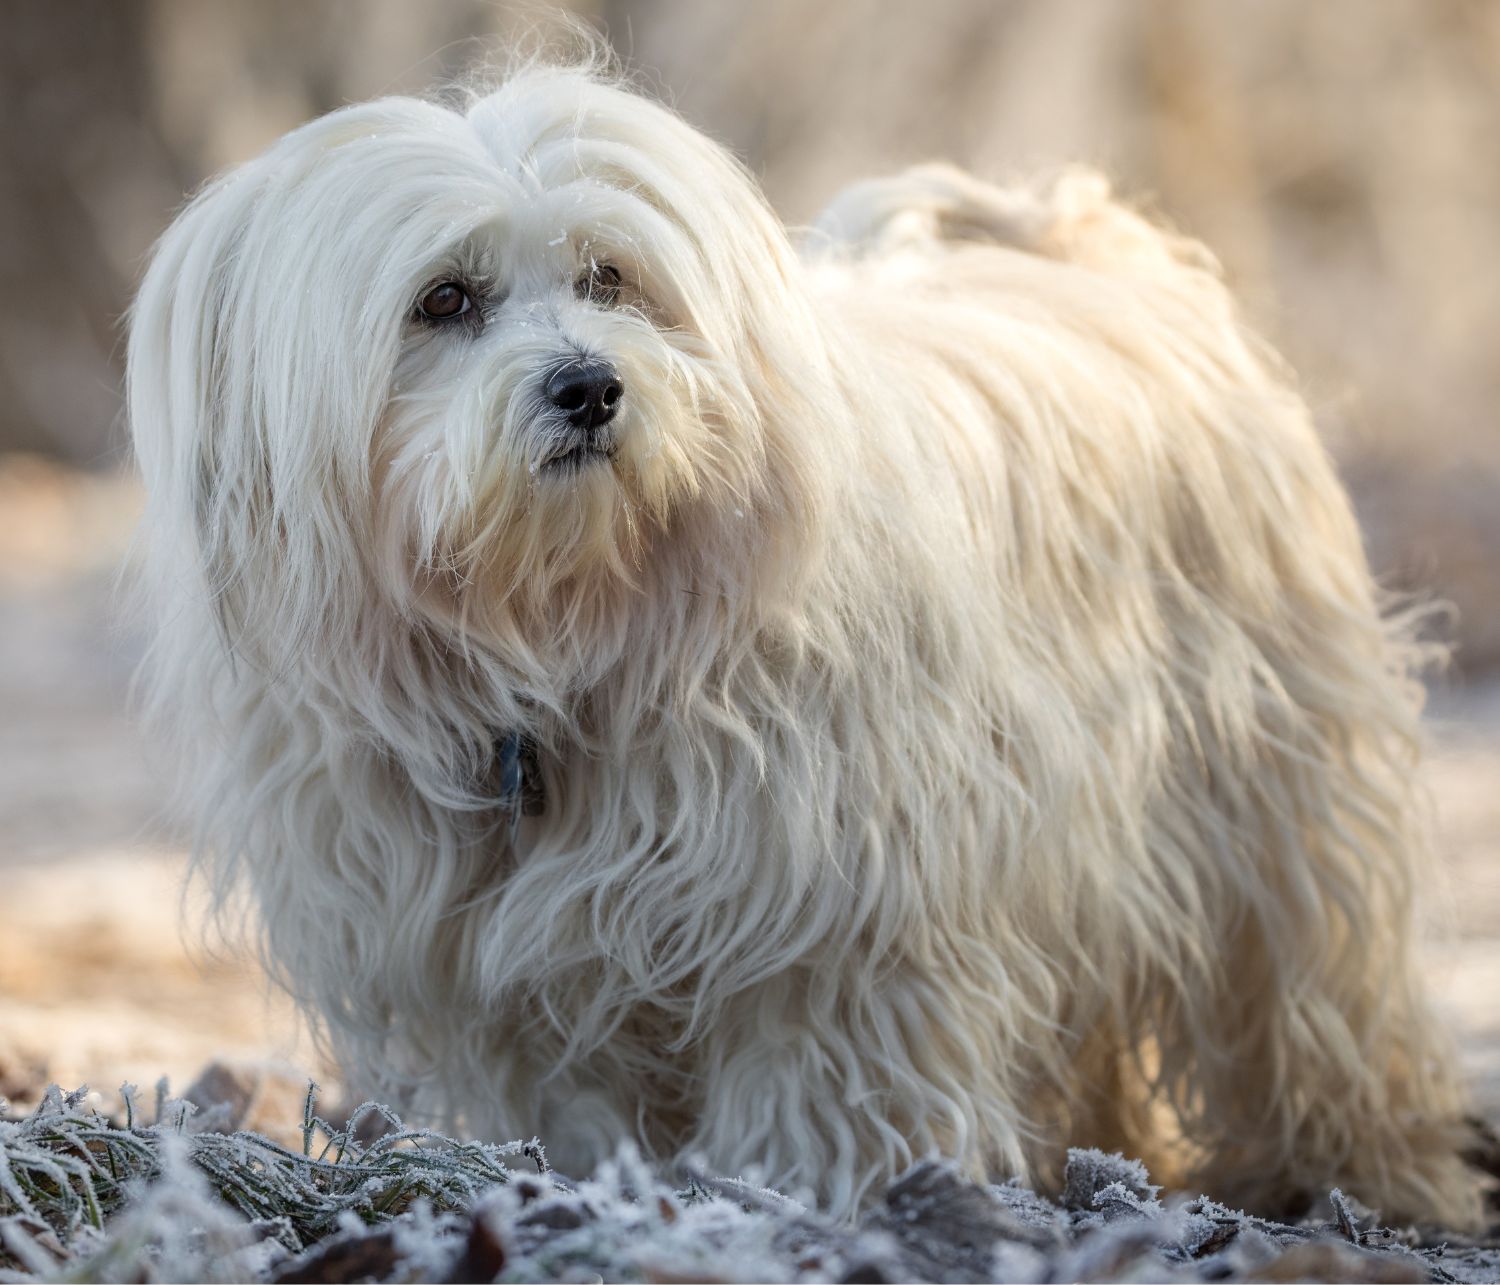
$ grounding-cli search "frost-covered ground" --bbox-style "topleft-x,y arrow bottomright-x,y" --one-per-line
2,1083 -> 1498,1284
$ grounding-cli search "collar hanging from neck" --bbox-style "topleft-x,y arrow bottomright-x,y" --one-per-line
494,731 -> 545,818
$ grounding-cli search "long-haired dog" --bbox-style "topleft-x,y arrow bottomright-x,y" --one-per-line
128,59 -> 1482,1225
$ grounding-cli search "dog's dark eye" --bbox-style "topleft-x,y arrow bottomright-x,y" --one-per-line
418,282 -> 472,321
576,263 -> 622,307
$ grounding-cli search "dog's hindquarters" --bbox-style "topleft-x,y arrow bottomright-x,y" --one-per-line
809,164 -> 1482,1226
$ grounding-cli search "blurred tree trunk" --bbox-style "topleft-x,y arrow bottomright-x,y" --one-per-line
0,1 -> 175,465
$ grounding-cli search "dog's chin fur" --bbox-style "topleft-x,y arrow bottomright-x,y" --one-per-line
128,61 -> 1482,1225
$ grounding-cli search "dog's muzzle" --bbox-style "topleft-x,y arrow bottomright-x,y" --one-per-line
540,359 -> 623,470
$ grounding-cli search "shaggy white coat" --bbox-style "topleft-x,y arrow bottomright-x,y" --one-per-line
128,62 -> 1480,1225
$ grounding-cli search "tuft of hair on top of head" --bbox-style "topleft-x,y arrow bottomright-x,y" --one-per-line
434,7 -> 630,114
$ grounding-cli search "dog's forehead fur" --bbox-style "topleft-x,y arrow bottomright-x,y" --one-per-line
240,71 -> 778,342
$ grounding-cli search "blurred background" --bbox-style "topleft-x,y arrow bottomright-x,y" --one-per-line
1,0 -> 1496,1122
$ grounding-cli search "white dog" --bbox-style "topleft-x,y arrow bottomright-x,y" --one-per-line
128,59 -> 1481,1225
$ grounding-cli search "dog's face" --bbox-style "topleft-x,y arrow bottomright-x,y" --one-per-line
379,75 -> 776,619
130,69 -> 829,684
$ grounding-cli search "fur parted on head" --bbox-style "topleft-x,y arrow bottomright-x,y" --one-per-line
128,54 -> 1484,1226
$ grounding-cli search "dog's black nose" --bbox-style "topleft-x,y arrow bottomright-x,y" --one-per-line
545,360 -> 623,430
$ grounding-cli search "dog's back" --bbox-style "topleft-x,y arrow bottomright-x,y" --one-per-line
810,162 -> 1207,276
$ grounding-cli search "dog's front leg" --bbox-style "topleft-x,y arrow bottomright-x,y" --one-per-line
679,966 -> 1031,1218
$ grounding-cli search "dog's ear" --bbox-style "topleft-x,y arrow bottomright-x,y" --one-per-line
129,172 -> 260,660
127,112 -> 418,670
